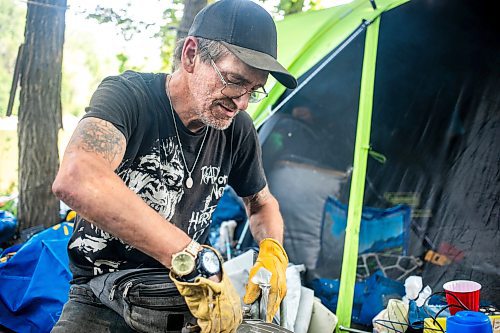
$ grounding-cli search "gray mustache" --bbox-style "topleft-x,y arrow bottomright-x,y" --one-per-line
216,99 -> 238,112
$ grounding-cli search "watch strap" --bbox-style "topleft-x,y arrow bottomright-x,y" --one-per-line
185,240 -> 202,257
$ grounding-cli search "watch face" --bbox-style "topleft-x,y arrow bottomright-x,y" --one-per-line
201,250 -> 221,275
172,252 -> 196,276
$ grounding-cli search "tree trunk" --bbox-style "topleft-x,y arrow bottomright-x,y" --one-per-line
176,0 -> 207,41
18,0 -> 66,230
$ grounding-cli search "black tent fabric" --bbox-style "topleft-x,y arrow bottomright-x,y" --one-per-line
369,0 -> 499,304
260,0 -> 499,307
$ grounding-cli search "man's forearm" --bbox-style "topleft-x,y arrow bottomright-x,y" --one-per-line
244,186 -> 284,244
249,205 -> 284,244
53,154 -> 191,268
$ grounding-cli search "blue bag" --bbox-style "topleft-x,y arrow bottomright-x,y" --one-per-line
0,222 -> 73,333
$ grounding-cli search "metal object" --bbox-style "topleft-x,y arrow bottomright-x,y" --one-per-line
243,303 -> 260,320
338,325 -> 371,333
238,250 -> 290,332
237,319 -> 293,333
259,283 -> 271,321
240,284 -> 290,332
235,219 -> 250,251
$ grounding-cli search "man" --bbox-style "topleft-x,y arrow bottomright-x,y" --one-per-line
51,0 -> 297,332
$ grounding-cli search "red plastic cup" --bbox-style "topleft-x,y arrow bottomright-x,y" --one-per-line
443,280 -> 481,315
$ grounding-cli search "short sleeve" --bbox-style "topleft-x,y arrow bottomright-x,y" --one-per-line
228,112 -> 267,197
82,73 -> 142,142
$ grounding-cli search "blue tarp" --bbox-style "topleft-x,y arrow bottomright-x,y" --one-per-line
313,197 -> 412,281
312,271 -> 406,326
0,222 -> 73,333
322,196 -> 411,256
311,197 -> 412,325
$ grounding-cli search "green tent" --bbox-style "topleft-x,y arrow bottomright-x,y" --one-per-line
251,0 -> 499,331
249,0 -> 407,125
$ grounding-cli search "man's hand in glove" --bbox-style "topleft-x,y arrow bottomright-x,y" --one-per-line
170,251 -> 242,333
243,238 -> 289,322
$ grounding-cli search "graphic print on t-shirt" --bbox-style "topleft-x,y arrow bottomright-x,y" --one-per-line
69,224 -> 118,257
188,165 -> 228,240
119,137 -> 184,221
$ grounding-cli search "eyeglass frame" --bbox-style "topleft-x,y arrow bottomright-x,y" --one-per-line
207,54 -> 268,104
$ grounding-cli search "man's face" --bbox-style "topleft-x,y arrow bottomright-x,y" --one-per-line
190,53 -> 268,130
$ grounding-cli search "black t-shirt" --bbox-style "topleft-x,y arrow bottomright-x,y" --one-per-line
68,71 -> 266,280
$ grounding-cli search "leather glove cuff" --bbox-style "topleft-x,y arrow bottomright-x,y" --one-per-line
259,238 -> 289,265
170,248 -> 242,333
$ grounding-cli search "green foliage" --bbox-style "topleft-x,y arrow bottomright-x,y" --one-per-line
156,0 -> 183,71
309,0 -> 321,10
1,199 -> 17,217
0,189 -> 18,217
0,130 -> 18,194
0,1 -> 26,116
61,29 -> 114,117
86,4 -> 154,41
258,0 -> 313,18
116,52 -> 142,73
277,0 -> 305,15
85,1 -> 184,72
61,73 -> 77,116
85,2 -> 179,71
0,0 -> 111,119
116,52 -> 128,73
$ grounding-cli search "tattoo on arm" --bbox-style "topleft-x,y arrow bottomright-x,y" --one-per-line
243,186 -> 271,215
68,118 -> 126,165
243,186 -> 283,243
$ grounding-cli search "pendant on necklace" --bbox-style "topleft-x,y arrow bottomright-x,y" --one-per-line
186,177 -> 193,189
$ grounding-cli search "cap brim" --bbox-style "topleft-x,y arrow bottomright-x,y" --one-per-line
220,41 -> 297,89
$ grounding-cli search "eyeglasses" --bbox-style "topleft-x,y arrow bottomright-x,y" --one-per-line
209,56 -> 268,104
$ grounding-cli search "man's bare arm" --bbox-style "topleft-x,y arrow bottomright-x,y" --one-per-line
69,118 -> 126,166
53,117 -> 191,268
243,185 -> 284,244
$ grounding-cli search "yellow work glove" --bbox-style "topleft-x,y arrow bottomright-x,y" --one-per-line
170,251 -> 242,333
243,238 -> 289,322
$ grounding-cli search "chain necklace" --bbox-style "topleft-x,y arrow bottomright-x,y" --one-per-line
166,75 -> 208,189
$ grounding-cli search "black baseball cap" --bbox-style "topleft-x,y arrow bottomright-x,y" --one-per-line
188,0 -> 297,89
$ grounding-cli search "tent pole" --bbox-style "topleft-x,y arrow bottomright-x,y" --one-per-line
335,16 -> 380,332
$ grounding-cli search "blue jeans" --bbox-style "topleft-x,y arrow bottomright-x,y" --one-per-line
51,284 -> 136,332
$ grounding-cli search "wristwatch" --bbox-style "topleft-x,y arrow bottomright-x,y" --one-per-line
196,247 -> 222,278
172,244 -> 222,282
171,240 -> 202,278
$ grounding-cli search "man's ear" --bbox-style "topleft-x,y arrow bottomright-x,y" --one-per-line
181,37 -> 198,73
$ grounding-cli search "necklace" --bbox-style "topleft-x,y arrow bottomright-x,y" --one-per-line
166,75 -> 208,189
